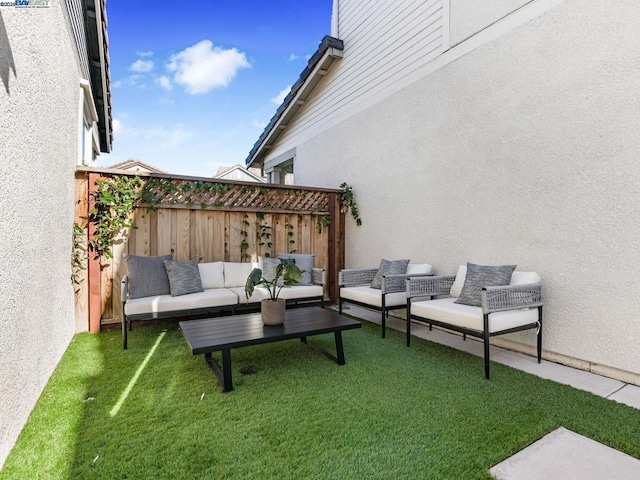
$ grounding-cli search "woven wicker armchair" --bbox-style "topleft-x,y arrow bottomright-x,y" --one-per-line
406,267 -> 543,379
339,263 -> 433,338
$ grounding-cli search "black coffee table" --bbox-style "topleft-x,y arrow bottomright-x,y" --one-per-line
180,307 -> 361,392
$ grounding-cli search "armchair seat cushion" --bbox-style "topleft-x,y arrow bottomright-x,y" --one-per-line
124,288 -> 238,316
410,297 -> 538,333
340,286 -> 406,308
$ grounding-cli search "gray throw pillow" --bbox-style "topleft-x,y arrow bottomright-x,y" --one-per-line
124,254 -> 172,299
163,260 -> 204,297
454,262 -> 517,307
371,259 -> 410,289
278,253 -> 315,285
258,256 -> 281,282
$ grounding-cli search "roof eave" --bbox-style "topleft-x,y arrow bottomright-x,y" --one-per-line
85,0 -> 112,153
246,35 -> 344,168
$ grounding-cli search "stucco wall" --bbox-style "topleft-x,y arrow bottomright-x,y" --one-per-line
293,0 -> 640,379
450,0 -> 530,45
0,5 -> 81,468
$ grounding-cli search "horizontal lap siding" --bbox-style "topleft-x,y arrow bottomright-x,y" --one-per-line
266,0 -> 446,160
63,0 -> 90,80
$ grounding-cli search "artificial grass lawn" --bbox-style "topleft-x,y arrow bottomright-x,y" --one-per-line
2,318 -> 640,479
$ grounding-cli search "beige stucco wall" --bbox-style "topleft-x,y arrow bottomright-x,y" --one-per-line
0,5 -> 81,468
293,0 -> 640,379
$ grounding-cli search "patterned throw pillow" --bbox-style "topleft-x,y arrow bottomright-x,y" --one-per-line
124,254 -> 172,299
163,260 -> 204,297
370,259 -> 410,289
454,263 -> 517,307
278,253 -> 315,285
258,256 -> 282,282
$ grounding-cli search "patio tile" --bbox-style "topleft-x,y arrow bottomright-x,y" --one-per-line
490,427 -> 640,480
491,350 -> 625,397
608,384 -> 640,410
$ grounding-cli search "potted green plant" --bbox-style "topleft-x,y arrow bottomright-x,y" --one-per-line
245,258 -> 304,325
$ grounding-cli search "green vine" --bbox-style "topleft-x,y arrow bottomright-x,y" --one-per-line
71,222 -> 87,290
315,214 -> 332,234
240,214 -> 250,261
339,182 -> 362,226
285,214 -> 297,253
256,212 -> 273,256
88,175 -> 143,259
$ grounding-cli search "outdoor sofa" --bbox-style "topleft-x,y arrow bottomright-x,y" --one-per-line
121,254 -> 325,349
339,260 -> 433,338
406,263 -> 543,379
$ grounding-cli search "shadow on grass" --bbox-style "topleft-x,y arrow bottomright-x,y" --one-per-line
3,320 -> 640,479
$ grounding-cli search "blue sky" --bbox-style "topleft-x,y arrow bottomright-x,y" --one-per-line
99,1 -> 333,177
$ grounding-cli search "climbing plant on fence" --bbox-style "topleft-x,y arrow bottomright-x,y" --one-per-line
74,170 -> 356,327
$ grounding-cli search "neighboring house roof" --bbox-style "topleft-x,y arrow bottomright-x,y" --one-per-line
108,159 -> 168,174
246,35 -> 344,168
214,164 -> 266,183
85,0 -> 113,153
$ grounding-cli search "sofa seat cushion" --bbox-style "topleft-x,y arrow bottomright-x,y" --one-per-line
258,285 -> 323,300
227,286 -> 270,304
411,297 -> 538,333
124,288 -> 238,316
340,286 -> 406,308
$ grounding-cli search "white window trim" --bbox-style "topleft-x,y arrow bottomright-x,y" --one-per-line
78,78 -> 100,166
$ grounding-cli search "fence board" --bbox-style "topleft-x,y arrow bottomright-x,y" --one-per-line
75,171 -> 345,327
211,211 -> 225,261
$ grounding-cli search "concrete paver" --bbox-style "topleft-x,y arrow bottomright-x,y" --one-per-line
490,427 -> 640,480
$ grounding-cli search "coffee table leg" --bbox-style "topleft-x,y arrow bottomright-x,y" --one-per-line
301,331 -> 346,365
205,350 -> 233,392
335,331 -> 345,365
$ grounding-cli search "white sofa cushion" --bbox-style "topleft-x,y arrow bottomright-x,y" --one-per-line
258,285 -> 323,300
410,297 -> 538,333
124,288 -> 238,316
340,286 -> 406,308
407,263 -> 433,275
198,262 -> 224,289
224,262 -> 255,288
227,286 -> 270,303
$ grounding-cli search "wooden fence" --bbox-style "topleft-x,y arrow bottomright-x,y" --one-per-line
74,168 -> 345,332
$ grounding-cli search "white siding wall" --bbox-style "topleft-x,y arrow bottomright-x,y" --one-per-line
64,0 -> 90,80
0,3 -> 82,468
283,0 -> 640,383
265,0 -> 447,161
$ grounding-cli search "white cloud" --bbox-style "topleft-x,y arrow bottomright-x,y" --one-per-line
112,118 -> 122,135
156,75 -> 172,90
289,53 -> 311,62
130,59 -> 154,73
252,119 -> 267,130
112,120 -> 195,149
113,74 -> 143,89
167,40 -> 250,94
137,50 -> 154,57
271,85 -> 291,105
